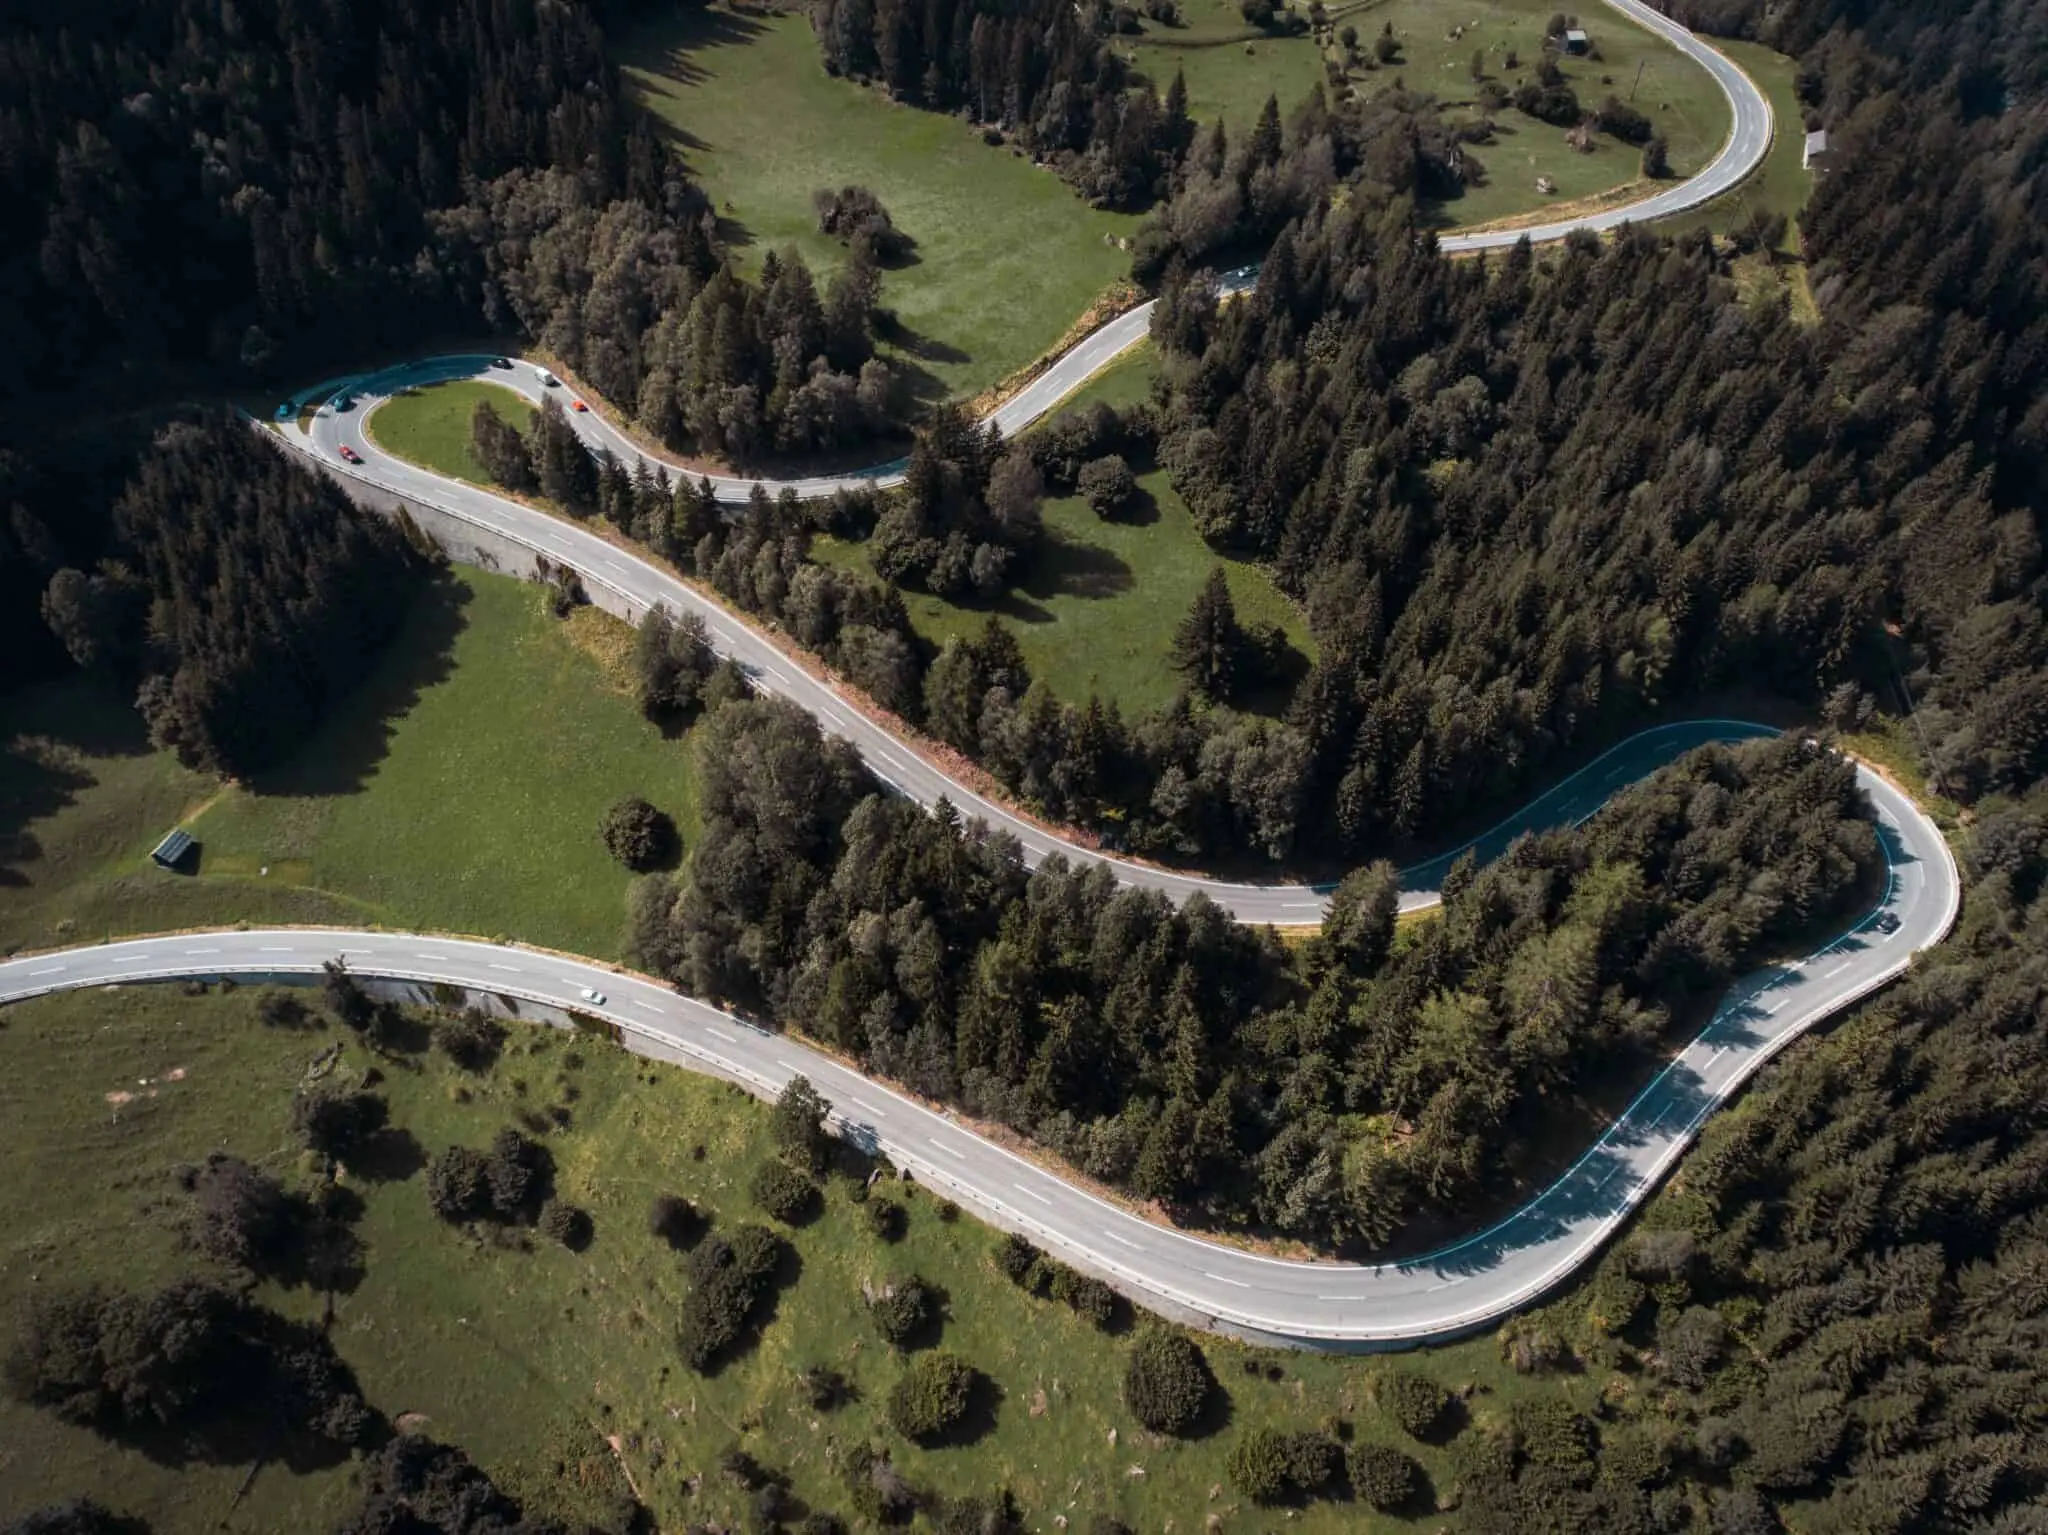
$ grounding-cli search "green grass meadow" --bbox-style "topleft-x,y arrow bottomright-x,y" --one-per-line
364,380 -> 537,486
1,571 -> 693,961
1121,0 -> 1732,229
0,982 -> 1573,1534
816,346 -> 1316,716
618,8 -> 1138,403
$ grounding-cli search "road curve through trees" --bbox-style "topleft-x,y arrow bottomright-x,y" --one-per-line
0,754 -> 1957,1348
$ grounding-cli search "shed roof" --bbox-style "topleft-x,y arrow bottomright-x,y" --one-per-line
151,828 -> 194,867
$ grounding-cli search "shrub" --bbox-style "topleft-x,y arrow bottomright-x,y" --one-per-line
1281,1430 -> 1340,1493
1384,1370 -> 1449,1439
649,1193 -> 700,1249
436,1009 -> 506,1071
482,1128 -> 552,1220
599,795 -> 678,871
812,185 -> 910,262
291,1085 -> 387,1161
798,1364 -> 853,1410
425,1146 -> 492,1222
1123,1329 -> 1214,1435
1513,1397 -> 1595,1472
870,1275 -> 939,1348
1227,1426 -> 1291,1501
887,1350 -> 977,1442
994,1231 -> 1040,1283
771,1075 -> 834,1173
1076,454 -> 1137,518
868,1195 -> 906,1241
179,1153 -> 297,1274
677,1225 -> 786,1372
1347,1442 -> 1418,1510
255,989 -> 310,1029
539,1200 -> 593,1251
751,1161 -> 820,1224
1064,1274 -> 1120,1330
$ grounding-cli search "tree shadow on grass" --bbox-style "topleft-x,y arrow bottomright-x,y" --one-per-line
1018,531 -> 1134,602
349,1127 -> 426,1183
876,313 -> 970,369
242,574 -> 469,800
0,677 -> 156,889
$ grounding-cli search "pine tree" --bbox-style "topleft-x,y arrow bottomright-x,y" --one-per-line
1169,568 -> 1245,701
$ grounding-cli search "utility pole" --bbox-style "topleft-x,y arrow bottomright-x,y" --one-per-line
1629,59 -> 1646,99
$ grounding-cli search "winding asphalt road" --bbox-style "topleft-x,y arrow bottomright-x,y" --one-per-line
0,753 -> 1957,1347
271,0 -> 1774,925
90,7 -> 1848,1344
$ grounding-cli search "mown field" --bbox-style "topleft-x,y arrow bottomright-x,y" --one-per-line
364,380 -> 537,486
617,8 -> 1138,404
0,571 -> 694,962
817,345 -> 1317,716
0,982 -> 1563,1534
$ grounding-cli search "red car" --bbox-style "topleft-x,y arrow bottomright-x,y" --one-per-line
338,444 -> 361,464
571,399 -> 588,413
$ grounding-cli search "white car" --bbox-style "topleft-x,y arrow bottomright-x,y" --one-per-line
579,986 -> 606,1006
541,372 -> 561,387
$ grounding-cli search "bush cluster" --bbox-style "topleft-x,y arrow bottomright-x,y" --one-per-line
1122,1329 -> 1214,1435
886,1350 -> 977,1442
677,1225 -> 787,1372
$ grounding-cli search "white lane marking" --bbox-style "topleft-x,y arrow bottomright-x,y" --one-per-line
487,963 -> 520,973
842,1100 -> 886,1122
260,946 -> 294,952
414,952 -> 449,961
630,999 -> 664,1014
1316,1294 -> 1356,1302
704,1027 -> 736,1043
1822,961 -> 1850,979
28,966 -> 65,976
184,948 -> 220,955
1427,1275 -> 1468,1291
1012,1182 -> 1053,1207
1104,1230 -> 1143,1251
1764,999 -> 1784,1015
1203,1272 -> 1252,1289
927,1138 -> 965,1160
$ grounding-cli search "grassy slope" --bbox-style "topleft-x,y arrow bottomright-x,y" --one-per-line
1125,0 -> 1730,228
617,8 -> 1138,403
364,380 -> 537,486
1,572 -> 694,961
0,984 -> 1570,1534
1658,40 -> 1811,251
815,346 -> 1316,716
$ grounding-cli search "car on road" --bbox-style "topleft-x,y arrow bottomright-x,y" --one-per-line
335,395 -> 354,411
579,986 -> 606,1006
492,356 -> 512,368
274,402 -> 295,421
541,371 -> 560,387
1875,911 -> 1901,934
571,399 -> 588,413
337,444 -> 361,464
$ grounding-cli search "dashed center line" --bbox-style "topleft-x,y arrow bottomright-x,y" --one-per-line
413,953 -> 448,961
183,948 -> 220,955
927,1138 -> 965,1160
260,946 -> 294,952
488,964 -> 520,973
704,1027 -> 736,1043
28,966 -> 64,976
1104,1231 -> 1142,1251
1012,1183 -> 1053,1207
1203,1272 -> 1252,1290
630,999 -> 663,1014
1822,961 -> 1850,980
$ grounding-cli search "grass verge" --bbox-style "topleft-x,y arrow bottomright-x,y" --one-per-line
1,571 -> 694,961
